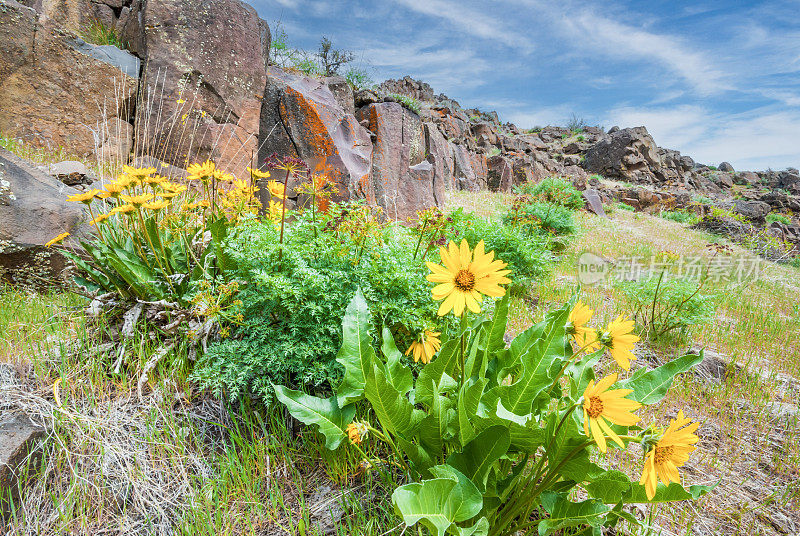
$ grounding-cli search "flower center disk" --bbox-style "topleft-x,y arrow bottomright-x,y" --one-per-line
654,445 -> 674,464
587,396 -> 604,418
454,269 -> 476,292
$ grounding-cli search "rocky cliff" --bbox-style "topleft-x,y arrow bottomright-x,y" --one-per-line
1,0 -> 798,283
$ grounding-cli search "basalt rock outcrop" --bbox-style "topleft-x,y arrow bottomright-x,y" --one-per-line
139,0 -> 270,176
0,0 -> 138,157
0,148 -> 87,286
260,67 -> 374,205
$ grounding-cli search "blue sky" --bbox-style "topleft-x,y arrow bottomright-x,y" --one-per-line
253,0 -> 800,171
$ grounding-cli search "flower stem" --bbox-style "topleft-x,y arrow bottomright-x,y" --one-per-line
459,312 -> 468,386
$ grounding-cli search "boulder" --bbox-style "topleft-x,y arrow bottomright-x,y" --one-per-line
377,76 -> 435,102
260,67 -> 374,205
45,161 -> 96,187
139,0 -> 270,177
357,102 -> 440,220
0,149 -> 87,287
583,127 -> 663,183
582,189 -> 606,217
423,122 -> 455,192
0,412 -> 45,518
0,1 -> 139,157
718,161 -> 735,173
97,118 -> 134,163
733,200 -> 770,222
451,144 -> 480,191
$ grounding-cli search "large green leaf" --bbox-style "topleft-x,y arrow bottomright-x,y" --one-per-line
419,381 -> 457,455
397,437 -> 435,477
273,385 -> 355,450
457,378 -> 486,445
107,246 -> 160,297
447,425 -> 510,492
392,465 -> 483,536
416,338 -> 460,407
335,289 -> 378,406
365,363 -> 424,440
619,352 -> 703,405
495,302 -> 572,416
585,470 -> 716,503
483,294 -> 510,361
538,492 -> 609,535
381,326 -> 413,395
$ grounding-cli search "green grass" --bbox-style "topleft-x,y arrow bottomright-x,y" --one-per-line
81,19 -> 125,49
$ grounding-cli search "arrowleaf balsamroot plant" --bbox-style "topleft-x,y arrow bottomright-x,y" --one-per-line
275,239 -> 713,535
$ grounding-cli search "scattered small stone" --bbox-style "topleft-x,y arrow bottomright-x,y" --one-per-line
0,412 -> 45,518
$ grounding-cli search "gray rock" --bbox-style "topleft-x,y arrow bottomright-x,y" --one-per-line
45,160 -> 95,186
0,412 -> 45,517
691,347 -> 733,382
733,200 -> 771,222
66,38 -> 141,79
0,149 -> 87,287
718,161 -> 735,173
260,67 -> 373,207
322,76 -> 355,116
582,189 -> 606,217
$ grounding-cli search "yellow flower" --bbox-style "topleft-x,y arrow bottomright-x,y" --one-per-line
89,213 -> 110,225
600,316 -> 640,370
640,411 -> 700,500
404,331 -> 441,364
111,203 -> 136,215
267,180 -> 286,200
45,232 -> 69,247
122,165 -> 156,181
143,199 -> 170,211
426,239 -> 511,316
142,174 -> 167,186
186,161 -> 216,182
177,98 -> 186,104
268,200 -> 283,221
582,373 -> 642,453
346,422 -> 369,445
67,189 -> 102,204
213,169 -> 236,183
247,166 -> 271,179
102,181 -> 127,198
120,193 -> 155,207
568,300 -> 601,352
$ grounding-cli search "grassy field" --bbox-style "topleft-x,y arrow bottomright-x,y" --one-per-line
1,190 -> 798,535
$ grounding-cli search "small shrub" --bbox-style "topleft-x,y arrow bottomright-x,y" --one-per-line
708,165 -> 718,171
617,274 -> 715,342
81,19 -> 125,48
344,66 -> 374,90
505,199 -> 576,239
766,213 -> 792,225
193,204 -> 459,402
614,201 -> 636,212
660,210 -> 700,225
515,176 -> 584,210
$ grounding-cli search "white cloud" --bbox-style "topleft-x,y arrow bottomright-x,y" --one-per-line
547,6 -> 729,95
393,0 -> 536,53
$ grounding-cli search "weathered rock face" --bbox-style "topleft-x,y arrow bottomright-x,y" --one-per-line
377,76 -> 435,102
486,155 -> 513,193
139,0 -> 270,176
0,0 -> 139,156
0,149 -> 87,287
322,76 -> 355,116
583,127 -> 663,182
260,67 -> 374,204
357,102 -> 443,220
